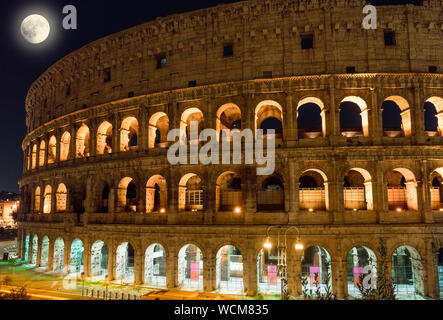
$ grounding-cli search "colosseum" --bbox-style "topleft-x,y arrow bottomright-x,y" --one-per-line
16,0 -> 443,300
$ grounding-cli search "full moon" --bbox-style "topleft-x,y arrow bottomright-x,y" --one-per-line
20,14 -> 50,44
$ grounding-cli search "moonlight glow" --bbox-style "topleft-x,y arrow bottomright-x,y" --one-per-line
20,14 -> 50,44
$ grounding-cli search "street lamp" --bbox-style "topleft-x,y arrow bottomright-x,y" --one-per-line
263,226 -> 303,300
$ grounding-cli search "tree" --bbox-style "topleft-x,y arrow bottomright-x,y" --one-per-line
0,287 -> 30,300
301,261 -> 337,300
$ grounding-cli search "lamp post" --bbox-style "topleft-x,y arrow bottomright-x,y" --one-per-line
263,226 -> 303,300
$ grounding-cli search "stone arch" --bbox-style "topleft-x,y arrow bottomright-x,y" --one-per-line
178,173 -> 204,212
301,246 -> 332,295
340,96 -> 369,137
430,168 -> 443,211
180,107 -> 204,144
425,97 -> 443,136
216,103 -> 242,142
117,177 -> 137,212
34,186 -> 41,213
346,246 -> 377,298
146,175 -> 167,213
75,124 -> 90,158
148,112 -> 170,148
257,173 -> 285,211
69,239 -> 84,275
299,169 -> 329,211
31,144 -> 37,169
297,97 -> 326,138
56,183 -> 67,213
216,171 -> 243,212
257,247 -> 281,295
98,181 -> 110,213
60,131 -> 71,161
43,185 -> 52,214
177,244 -> 204,291
39,140 -> 46,167
120,116 -> 139,152
53,237 -> 65,273
144,243 -> 167,288
40,236 -> 50,268
391,245 -> 424,299
344,168 -> 374,211
31,234 -> 38,265
382,96 -> 411,137
115,242 -> 135,284
387,168 -> 418,211
96,121 -> 113,155
48,135 -> 57,164
216,245 -> 244,294
90,240 -> 108,280
255,100 -> 283,137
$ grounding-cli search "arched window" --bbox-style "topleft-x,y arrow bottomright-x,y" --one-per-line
120,117 -> 139,152
149,113 -> 170,148
100,184 -> 110,213
178,174 -> 204,212
97,121 -> 113,155
76,124 -> 90,158
91,240 -> 108,280
216,172 -> 243,212
297,97 -> 326,139
117,177 -> 137,212
39,140 -> 46,167
31,144 -> 37,169
177,244 -> 203,291
340,96 -> 369,137
60,131 -> 71,161
48,136 -> 57,164
56,183 -> 67,213
257,174 -> 284,211
301,246 -> 332,295
392,246 -> 424,299
387,168 -> 418,211
299,170 -> 328,211
255,100 -> 283,139
145,244 -> 167,288
343,168 -> 373,211
116,242 -> 135,284
430,169 -> 443,211
180,108 -> 204,144
43,185 -> 52,214
382,96 -> 411,137
216,104 -> 242,142
34,186 -> 41,213
425,97 -> 443,136
346,246 -> 377,298
216,245 -> 244,294
146,175 -> 167,213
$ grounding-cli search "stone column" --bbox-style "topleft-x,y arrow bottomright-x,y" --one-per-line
55,128 -> 62,163
51,183 -> 57,214
36,237 -> 42,267
288,161 -> 299,224
424,240 -> 439,298
167,173 -> 178,224
375,163 -> 388,222
138,106 -> 148,152
244,248 -> 258,296
244,168 -> 257,224
166,249 -> 176,289
64,240 -> 71,274
89,119 -> 97,157
331,259 -> 345,299
372,86 -> 383,145
421,160 -> 434,223
28,236 -> 33,264
84,241 -> 91,277
112,114 -> 120,155
134,251 -> 143,285
47,239 -> 54,271
413,84 -> 425,143
137,182 -> 146,214
287,252 -> 303,297
69,126 -> 76,160
286,94 -> 297,147
203,254 -> 216,292
107,242 -> 114,281
44,134 -> 49,167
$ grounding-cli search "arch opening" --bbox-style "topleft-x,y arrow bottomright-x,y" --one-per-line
120,117 -> 139,152
301,246 -> 332,295
216,245 -> 244,294
299,170 -> 328,211
344,169 -> 373,211
43,185 -> 52,214
180,108 -> 204,144
216,172 -> 243,212
40,236 -> 50,268
382,96 -> 411,137
430,170 -> 443,211
97,121 -> 113,155
144,244 -> 166,288
216,104 -> 242,142
91,240 -> 108,280
56,183 -> 67,213
117,177 -> 137,212
60,131 -> 71,161
69,239 -> 84,275
392,246 -> 424,299
146,176 -> 167,214
116,242 -> 134,284
34,186 -> 41,213
297,98 -> 325,139
48,136 -> 57,164
179,174 -> 204,212
256,101 -> 283,139
53,237 -> 65,273
387,169 -> 418,211
149,112 -> 170,148
31,144 -> 37,169
257,174 -> 284,211
257,247 -> 281,295
39,140 -> 46,167
177,244 -> 203,291
75,124 -> 90,158
346,246 -> 377,298
340,96 -> 368,137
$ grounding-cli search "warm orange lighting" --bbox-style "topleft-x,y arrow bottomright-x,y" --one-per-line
234,207 -> 242,214
295,242 -> 304,251
308,208 -> 314,212
160,208 -> 166,214
396,208 -> 402,212
264,238 -> 272,249
440,208 -> 443,212
353,208 -> 358,212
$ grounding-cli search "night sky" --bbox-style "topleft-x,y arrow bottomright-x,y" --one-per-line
0,0 -> 427,192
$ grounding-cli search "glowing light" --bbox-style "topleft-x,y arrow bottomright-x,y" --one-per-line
160,208 -> 166,214
295,242 -> 304,251
439,208 -> 443,212
308,208 -> 314,212
234,207 -> 241,214
396,208 -> 402,212
264,238 -> 272,249
21,14 -> 50,44
353,208 -> 358,212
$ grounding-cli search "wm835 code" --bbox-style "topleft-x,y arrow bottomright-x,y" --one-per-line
217,304 -> 269,316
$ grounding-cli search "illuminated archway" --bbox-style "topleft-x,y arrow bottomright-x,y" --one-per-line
299,169 -> 328,211
75,124 -> 90,158
255,100 -> 283,138
297,97 -> 326,138
392,246 -> 424,299
216,245 -> 244,294
120,117 -> 139,152
146,175 -> 167,214
257,247 -> 281,295
34,186 -> 41,213
48,136 -> 57,164
301,246 -> 332,295
91,240 -> 108,280
39,140 -> 46,167
148,112 -> 170,148
178,174 -> 204,212
116,242 -> 134,284
387,168 -> 418,211
257,174 -> 284,211
31,235 -> 38,265
346,246 -> 377,298
216,172 -> 243,212
382,96 -> 411,137
60,131 -> 71,161
56,183 -> 67,213
177,244 -> 203,291
117,177 -> 137,212
344,168 -> 373,211
40,236 -> 50,268
69,239 -> 84,275
53,237 -> 65,273
144,244 -> 167,288
430,168 -> 443,211
216,104 -> 242,142
43,185 -> 52,214
31,144 -> 37,169
426,97 -> 443,136
340,96 -> 369,137
96,121 -> 113,155
180,108 -> 204,144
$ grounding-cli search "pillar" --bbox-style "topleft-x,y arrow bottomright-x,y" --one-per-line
203,254 -> 216,292
47,239 -> 54,271
288,161 -> 299,224
64,240 -> 71,274
244,248 -> 258,296
107,243 -> 114,281
331,259 -> 345,299
84,242 -> 91,277
166,250 -> 176,289
36,237 -> 42,267
138,107 -> 148,152
421,160 -> 434,223
134,251 -> 143,285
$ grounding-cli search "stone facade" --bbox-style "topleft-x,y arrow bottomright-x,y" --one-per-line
17,0 -> 443,298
